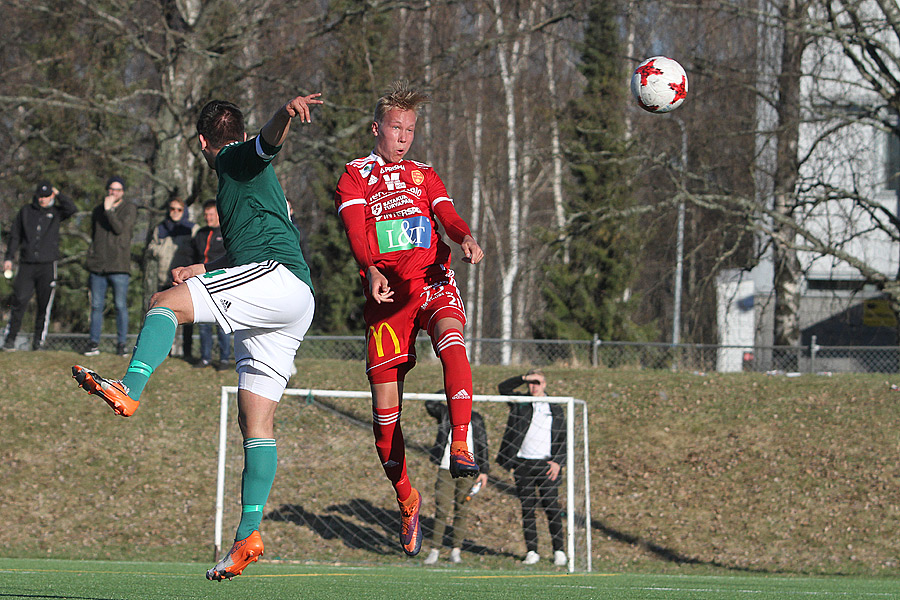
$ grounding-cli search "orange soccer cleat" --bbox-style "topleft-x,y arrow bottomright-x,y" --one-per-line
398,488 -> 422,557
449,441 -> 479,479
206,530 -> 264,581
72,365 -> 139,417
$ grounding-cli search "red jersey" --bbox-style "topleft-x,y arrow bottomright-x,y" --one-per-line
334,153 -> 471,282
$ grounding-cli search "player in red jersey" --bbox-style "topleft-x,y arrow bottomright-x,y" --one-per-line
334,81 -> 484,557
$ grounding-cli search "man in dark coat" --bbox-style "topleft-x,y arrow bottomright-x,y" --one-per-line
2,181 -> 76,350
83,176 -> 136,356
496,369 -> 568,566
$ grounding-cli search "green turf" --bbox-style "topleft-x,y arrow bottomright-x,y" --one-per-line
1,558 -> 898,600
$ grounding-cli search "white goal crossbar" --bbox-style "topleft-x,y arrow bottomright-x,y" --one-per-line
216,387 -> 592,572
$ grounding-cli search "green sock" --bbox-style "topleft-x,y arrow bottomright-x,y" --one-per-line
235,438 -> 277,541
121,307 -> 178,401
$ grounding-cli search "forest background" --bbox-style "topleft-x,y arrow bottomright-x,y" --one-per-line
1,0 -> 898,355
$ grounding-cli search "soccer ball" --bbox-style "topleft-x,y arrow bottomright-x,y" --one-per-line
631,56 -> 688,114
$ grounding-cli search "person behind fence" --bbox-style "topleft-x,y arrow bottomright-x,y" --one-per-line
70,92 -> 321,581
2,181 -> 77,351
333,80 -> 485,558
496,369 -> 567,567
190,199 -> 232,370
145,197 -> 198,360
83,176 -> 137,357
422,398 -> 489,565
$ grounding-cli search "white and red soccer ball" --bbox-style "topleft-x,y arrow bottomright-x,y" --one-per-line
631,56 -> 688,114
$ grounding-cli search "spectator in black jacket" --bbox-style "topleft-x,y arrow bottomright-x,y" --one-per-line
2,182 -> 77,351
422,398 -> 489,565
190,199 -> 232,370
496,369 -> 567,567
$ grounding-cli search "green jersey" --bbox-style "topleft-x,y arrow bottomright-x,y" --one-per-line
214,136 -> 313,293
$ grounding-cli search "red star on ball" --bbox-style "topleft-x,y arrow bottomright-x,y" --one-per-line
635,60 -> 663,86
669,76 -> 687,104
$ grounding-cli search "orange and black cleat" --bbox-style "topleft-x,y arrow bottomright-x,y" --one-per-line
449,442 -> 479,479
398,488 -> 422,557
207,530 -> 264,581
72,365 -> 139,417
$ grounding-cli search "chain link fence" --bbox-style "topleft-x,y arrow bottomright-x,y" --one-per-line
13,332 -> 900,374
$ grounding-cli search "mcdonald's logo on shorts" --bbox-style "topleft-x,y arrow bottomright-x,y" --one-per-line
369,322 -> 401,358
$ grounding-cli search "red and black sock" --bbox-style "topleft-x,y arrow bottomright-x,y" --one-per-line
372,405 -> 412,501
435,328 -> 473,443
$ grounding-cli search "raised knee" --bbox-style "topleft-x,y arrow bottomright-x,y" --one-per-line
148,292 -> 162,310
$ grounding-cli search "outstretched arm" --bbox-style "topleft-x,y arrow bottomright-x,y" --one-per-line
260,93 -> 324,148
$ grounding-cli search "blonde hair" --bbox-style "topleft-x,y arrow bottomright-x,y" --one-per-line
525,368 -> 545,381
374,80 -> 430,124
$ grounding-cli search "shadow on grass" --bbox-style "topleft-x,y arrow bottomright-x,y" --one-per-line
300,398 -> 766,572
265,500 -> 397,555
265,499 -> 517,560
489,475 -> 778,574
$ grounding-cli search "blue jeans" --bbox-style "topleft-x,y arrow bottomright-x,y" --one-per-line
89,272 -> 130,345
198,322 -> 232,362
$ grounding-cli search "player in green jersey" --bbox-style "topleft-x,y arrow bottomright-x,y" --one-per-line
71,93 -> 322,580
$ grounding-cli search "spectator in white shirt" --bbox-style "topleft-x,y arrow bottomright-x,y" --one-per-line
496,369 -> 567,567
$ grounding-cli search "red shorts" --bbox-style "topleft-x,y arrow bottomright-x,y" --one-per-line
364,266 -> 466,384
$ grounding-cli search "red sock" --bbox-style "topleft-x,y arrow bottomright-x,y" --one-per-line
435,328 -> 473,443
372,406 -> 412,501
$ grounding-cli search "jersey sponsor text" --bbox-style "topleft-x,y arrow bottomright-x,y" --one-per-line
376,216 -> 432,253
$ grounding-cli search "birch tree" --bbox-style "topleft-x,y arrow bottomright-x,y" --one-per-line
491,0 -> 533,364
771,0 -> 811,363
464,11 -> 488,362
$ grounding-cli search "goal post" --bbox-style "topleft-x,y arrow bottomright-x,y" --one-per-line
215,387 -> 591,572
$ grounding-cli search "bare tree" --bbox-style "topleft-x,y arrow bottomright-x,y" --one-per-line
771,0 -> 811,361
0,0 -> 331,206
491,0 -> 532,363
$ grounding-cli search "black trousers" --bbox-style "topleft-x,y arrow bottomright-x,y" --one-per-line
513,459 -> 564,553
4,261 -> 56,349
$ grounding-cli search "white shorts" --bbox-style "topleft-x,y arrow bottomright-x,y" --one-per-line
185,260 -> 315,401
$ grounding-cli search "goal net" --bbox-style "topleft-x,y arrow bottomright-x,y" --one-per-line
214,388 -> 592,571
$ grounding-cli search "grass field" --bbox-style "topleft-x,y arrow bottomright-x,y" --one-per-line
3,558 -> 899,599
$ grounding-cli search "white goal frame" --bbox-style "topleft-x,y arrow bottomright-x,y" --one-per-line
215,387 -> 592,572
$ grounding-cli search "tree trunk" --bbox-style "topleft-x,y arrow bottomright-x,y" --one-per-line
544,0 -> 568,264
465,12 -> 486,365
771,0 -> 809,368
493,0 -> 524,365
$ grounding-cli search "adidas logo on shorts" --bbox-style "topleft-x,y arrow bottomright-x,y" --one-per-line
220,298 -> 232,312
451,389 -> 471,400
